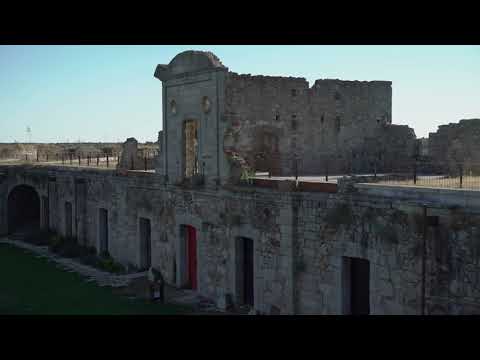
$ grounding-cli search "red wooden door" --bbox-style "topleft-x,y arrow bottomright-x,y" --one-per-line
187,226 -> 197,290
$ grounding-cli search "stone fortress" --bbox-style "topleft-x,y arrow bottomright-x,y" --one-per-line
1,50 -> 480,314
153,51 -> 416,182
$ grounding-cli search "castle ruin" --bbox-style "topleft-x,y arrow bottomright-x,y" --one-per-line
1,50 -> 479,315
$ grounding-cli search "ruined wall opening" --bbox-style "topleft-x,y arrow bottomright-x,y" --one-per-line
7,185 -> 40,235
65,201 -> 73,238
98,208 -> 108,255
179,224 -> 198,290
342,257 -> 370,315
235,237 -> 254,307
139,217 -> 152,270
253,129 -> 280,175
183,119 -> 199,179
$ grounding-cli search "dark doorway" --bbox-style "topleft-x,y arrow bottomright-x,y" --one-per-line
237,237 -> 254,307
98,208 -> 108,255
185,225 -> 197,290
65,202 -> 73,238
342,257 -> 370,315
7,185 -> 40,234
139,217 -> 152,270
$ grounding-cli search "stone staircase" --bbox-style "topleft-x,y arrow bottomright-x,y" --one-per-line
0,236 -> 147,288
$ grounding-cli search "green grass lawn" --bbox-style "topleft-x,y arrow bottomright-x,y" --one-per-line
0,243 -> 192,315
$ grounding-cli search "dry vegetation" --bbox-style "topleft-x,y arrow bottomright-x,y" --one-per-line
377,175 -> 480,190
0,142 -> 158,166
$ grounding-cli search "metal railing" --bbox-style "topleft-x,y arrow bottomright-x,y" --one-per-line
0,150 -> 159,171
246,154 -> 480,191
375,160 -> 480,190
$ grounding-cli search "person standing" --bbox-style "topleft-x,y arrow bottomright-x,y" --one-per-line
148,266 -> 165,303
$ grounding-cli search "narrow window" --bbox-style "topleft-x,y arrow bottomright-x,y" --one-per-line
65,201 -> 72,238
321,114 -> 325,124
275,114 -> 280,121
335,116 -> 341,133
139,217 -> 152,270
202,96 -> 211,113
342,257 -> 370,315
291,89 -> 297,97
236,237 -> 254,307
291,115 -> 297,131
99,208 -> 109,255
170,100 -> 177,115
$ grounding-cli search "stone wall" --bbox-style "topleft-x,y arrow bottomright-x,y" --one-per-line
428,119 -> 480,168
223,72 -> 415,176
155,50 -> 416,186
376,124 -> 417,172
2,164 -> 480,314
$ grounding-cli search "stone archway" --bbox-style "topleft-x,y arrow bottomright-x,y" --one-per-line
7,184 -> 40,235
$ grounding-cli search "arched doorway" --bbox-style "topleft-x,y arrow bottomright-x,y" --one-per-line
7,185 -> 40,235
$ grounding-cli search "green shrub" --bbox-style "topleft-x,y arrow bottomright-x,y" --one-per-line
80,254 -> 100,268
98,255 -> 125,274
126,263 -> 139,273
46,235 -> 125,273
48,235 -> 86,258
49,235 -> 64,253
24,229 -> 56,246
58,237 -> 83,258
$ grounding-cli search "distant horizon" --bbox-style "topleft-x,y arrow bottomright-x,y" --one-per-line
1,116 -> 480,145
1,45 -> 479,143
0,140 -> 157,144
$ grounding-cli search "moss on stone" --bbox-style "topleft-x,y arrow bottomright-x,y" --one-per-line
325,202 -> 354,229
376,223 -> 399,244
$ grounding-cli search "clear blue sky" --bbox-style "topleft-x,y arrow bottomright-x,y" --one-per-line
1,45 -> 479,143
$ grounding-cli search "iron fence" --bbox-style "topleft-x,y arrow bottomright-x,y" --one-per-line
374,160 -> 480,190
0,150 -> 159,171
251,156 -> 480,191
